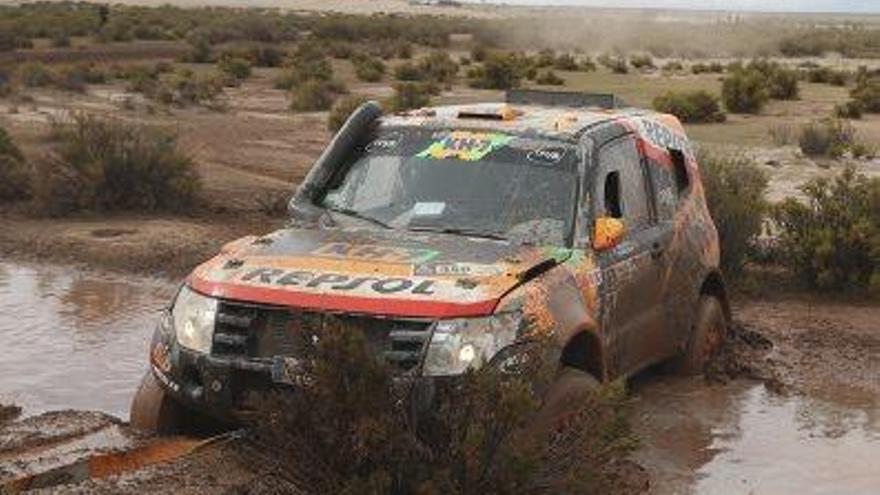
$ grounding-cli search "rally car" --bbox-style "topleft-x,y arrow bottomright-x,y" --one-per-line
130,90 -> 729,432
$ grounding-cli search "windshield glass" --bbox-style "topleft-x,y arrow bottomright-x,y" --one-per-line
319,128 -> 579,246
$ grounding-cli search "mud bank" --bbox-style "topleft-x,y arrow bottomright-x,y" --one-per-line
0,212 -> 278,279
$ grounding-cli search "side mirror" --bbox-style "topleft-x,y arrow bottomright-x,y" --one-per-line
593,217 -> 625,251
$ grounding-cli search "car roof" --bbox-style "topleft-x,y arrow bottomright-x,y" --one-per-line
380,101 -> 689,145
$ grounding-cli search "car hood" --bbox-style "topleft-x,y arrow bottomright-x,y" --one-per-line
188,227 -> 572,318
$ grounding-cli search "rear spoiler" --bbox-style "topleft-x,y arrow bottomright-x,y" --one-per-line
505,90 -> 619,110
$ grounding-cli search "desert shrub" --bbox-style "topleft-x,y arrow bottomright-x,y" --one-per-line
772,167 -> 880,291
274,48 -> 333,90
798,119 -> 856,158
290,79 -> 347,112
535,70 -> 564,86
393,62 -> 423,81
0,68 -> 12,97
692,62 -> 724,74
699,151 -> 769,279
183,33 -> 213,63
747,59 -> 799,100
721,69 -> 768,114
835,101 -> 863,120
653,90 -> 726,123
32,113 -> 199,215
165,70 -> 228,108
629,54 -> 655,70
806,67 -> 849,86
389,82 -> 432,112
327,94 -> 369,132
598,53 -> 628,74
470,45 -> 487,62
662,61 -> 684,73
247,317 -> 637,495
56,66 -> 87,92
18,62 -> 54,88
353,55 -> 385,83
552,53 -> 579,71
218,55 -> 252,80
467,52 -> 524,90
851,78 -> 880,113
418,51 -> 459,84
0,126 -> 29,201
578,57 -> 597,72
50,30 -> 71,48
219,43 -> 284,68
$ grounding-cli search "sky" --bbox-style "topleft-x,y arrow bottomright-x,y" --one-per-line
485,0 -> 880,13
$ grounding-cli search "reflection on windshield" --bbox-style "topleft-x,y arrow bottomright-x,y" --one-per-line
321,128 -> 578,246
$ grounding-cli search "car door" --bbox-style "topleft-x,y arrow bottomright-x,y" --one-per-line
591,134 -> 672,377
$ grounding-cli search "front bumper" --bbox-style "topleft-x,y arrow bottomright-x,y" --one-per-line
148,316 -> 444,423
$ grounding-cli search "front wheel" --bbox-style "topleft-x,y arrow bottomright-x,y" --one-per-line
528,366 -> 599,434
670,295 -> 727,375
129,371 -> 190,435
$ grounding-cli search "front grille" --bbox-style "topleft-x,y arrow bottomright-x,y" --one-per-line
212,301 -> 432,373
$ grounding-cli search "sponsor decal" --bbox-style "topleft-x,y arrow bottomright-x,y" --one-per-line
634,118 -> 693,157
526,146 -> 567,165
365,131 -> 403,153
414,262 -> 503,277
240,268 -> 437,296
416,131 -> 514,162
311,242 -> 439,264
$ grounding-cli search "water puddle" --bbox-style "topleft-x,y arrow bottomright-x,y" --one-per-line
632,377 -> 880,495
0,261 -> 176,417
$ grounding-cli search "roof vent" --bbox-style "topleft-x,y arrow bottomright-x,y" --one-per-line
505,90 -> 619,109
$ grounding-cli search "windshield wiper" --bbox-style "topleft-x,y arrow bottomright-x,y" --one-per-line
408,226 -> 508,241
325,207 -> 393,229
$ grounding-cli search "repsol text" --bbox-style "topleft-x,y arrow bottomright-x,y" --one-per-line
241,268 -> 436,295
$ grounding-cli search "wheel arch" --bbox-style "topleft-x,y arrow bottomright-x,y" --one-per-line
559,329 -> 606,382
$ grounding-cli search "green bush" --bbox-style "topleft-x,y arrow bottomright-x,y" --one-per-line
598,54 -> 628,74
327,94 -> 369,132
578,57 -> 597,72
772,167 -> 880,291
662,61 -> 684,73
834,101 -> 863,120
798,119 -> 856,158
851,78 -> 880,113
806,67 -> 850,86
552,53 -> 579,71
389,82 -> 432,112
653,90 -> 726,123
218,55 -> 252,80
535,70 -> 564,86
699,151 -> 768,279
721,69 -> 768,114
353,55 -> 385,83
0,126 -> 29,201
692,62 -> 724,74
290,79 -> 347,112
629,54 -> 655,70
418,51 -> 458,83
467,52 -> 524,90
19,62 -> 54,88
274,44 -> 333,90
247,317 -> 637,495
32,113 -> 199,215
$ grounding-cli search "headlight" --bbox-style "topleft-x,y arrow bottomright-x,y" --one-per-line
172,286 -> 217,354
422,311 -> 523,376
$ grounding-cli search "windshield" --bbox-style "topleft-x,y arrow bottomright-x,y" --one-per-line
319,128 -> 579,246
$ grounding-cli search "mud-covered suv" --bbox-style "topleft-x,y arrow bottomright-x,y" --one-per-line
131,90 -> 729,431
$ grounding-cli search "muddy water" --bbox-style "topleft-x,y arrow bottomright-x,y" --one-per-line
0,261 -> 176,417
633,377 -> 880,495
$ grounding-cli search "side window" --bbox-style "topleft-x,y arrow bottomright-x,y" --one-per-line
595,137 -> 651,230
669,148 -> 690,198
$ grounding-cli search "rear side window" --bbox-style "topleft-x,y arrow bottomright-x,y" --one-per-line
669,148 -> 690,197
595,137 -> 651,230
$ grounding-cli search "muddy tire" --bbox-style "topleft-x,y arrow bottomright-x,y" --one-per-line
671,295 -> 727,375
129,371 -> 189,435
529,366 -> 599,434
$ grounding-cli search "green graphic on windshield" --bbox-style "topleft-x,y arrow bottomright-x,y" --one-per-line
416,131 -> 514,162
